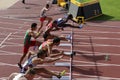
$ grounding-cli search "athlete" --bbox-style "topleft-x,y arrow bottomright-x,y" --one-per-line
8,67 -> 66,80
55,14 -> 84,29
39,37 -> 61,57
38,4 -> 52,32
20,50 -> 64,73
18,23 -> 43,69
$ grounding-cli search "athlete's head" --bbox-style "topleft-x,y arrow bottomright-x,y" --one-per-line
31,23 -> 37,30
46,4 -> 49,9
37,50 -> 46,59
67,14 -> 73,19
53,37 -> 60,46
43,32 -> 53,41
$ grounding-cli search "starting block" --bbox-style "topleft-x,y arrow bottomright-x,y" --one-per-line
64,51 -> 76,56
54,62 -> 70,67
59,43 -> 71,47
57,0 -> 67,8
52,76 -> 69,80
73,16 -> 85,24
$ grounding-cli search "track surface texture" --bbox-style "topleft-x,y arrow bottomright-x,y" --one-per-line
0,0 -> 120,80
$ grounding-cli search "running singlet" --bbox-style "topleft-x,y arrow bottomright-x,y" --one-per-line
47,22 -> 54,29
40,7 -> 48,17
24,30 -> 31,45
39,40 -> 51,51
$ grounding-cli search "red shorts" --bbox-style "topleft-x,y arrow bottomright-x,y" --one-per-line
40,16 -> 46,22
23,41 -> 36,54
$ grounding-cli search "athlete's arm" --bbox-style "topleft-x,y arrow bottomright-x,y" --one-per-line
44,55 -> 63,63
47,44 -> 52,56
30,31 -> 43,39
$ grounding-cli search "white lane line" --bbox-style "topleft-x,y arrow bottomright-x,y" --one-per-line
0,61 -> 120,80
73,36 -> 120,40
7,38 -> 23,40
1,41 -> 23,45
61,59 -> 120,66
0,61 -> 120,67
0,26 -> 26,32
1,35 -> 120,40
0,62 -> 17,67
87,23 -> 120,29
58,43 -> 120,48
0,33 -> 24,38
73,73 -> 120,80
0,33 -> 12,46
0,16 -> 39,22
54,48 -> 120,55
73,31 -> 120,34
60,30 -> 120,34
0,15 -> 120,30
0,47 -> 120,56
0,21 -> 29,26
0,50 -> 22,55
76,44 -> 120,48
0,45 -> 22,48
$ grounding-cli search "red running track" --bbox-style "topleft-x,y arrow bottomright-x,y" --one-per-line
0,0 -> 120,80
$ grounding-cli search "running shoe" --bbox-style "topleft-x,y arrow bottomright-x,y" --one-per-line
18,63 -> 22,69
57,70 -> 66,79
66,34 -> 72,40
79,24 -> 83,29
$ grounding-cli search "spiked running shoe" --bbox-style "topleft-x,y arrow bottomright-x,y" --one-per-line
57,70 -> 66,79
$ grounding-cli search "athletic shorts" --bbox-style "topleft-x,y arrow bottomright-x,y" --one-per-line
23,41 -> 36,54
40,16 -> 46,22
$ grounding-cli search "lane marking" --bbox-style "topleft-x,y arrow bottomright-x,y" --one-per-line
0,61 -> 120,67
0,50 -> 21,55
0,33 -> 12,46
0,16 -> 39,22
73,73 -> 120,80
0,15 -> 119,30
0,26 -> 26,32
54,48 -> 120,55
61,59 -> 120,66
87,23 -> 120,29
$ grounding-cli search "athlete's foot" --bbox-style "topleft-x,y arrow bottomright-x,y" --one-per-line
66,34 -> 72,42
18,63 -> 22,69
79,24 -> 83,29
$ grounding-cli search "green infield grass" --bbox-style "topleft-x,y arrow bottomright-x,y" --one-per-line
76,0 -> 120,20
92,0 -> 120,20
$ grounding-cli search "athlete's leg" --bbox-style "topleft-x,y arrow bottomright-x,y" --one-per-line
18,45 -> 29,69
38,17 -> 45,32
36,68 -> 62,78
8,73 -> 18,80
45,17 -> 52,26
